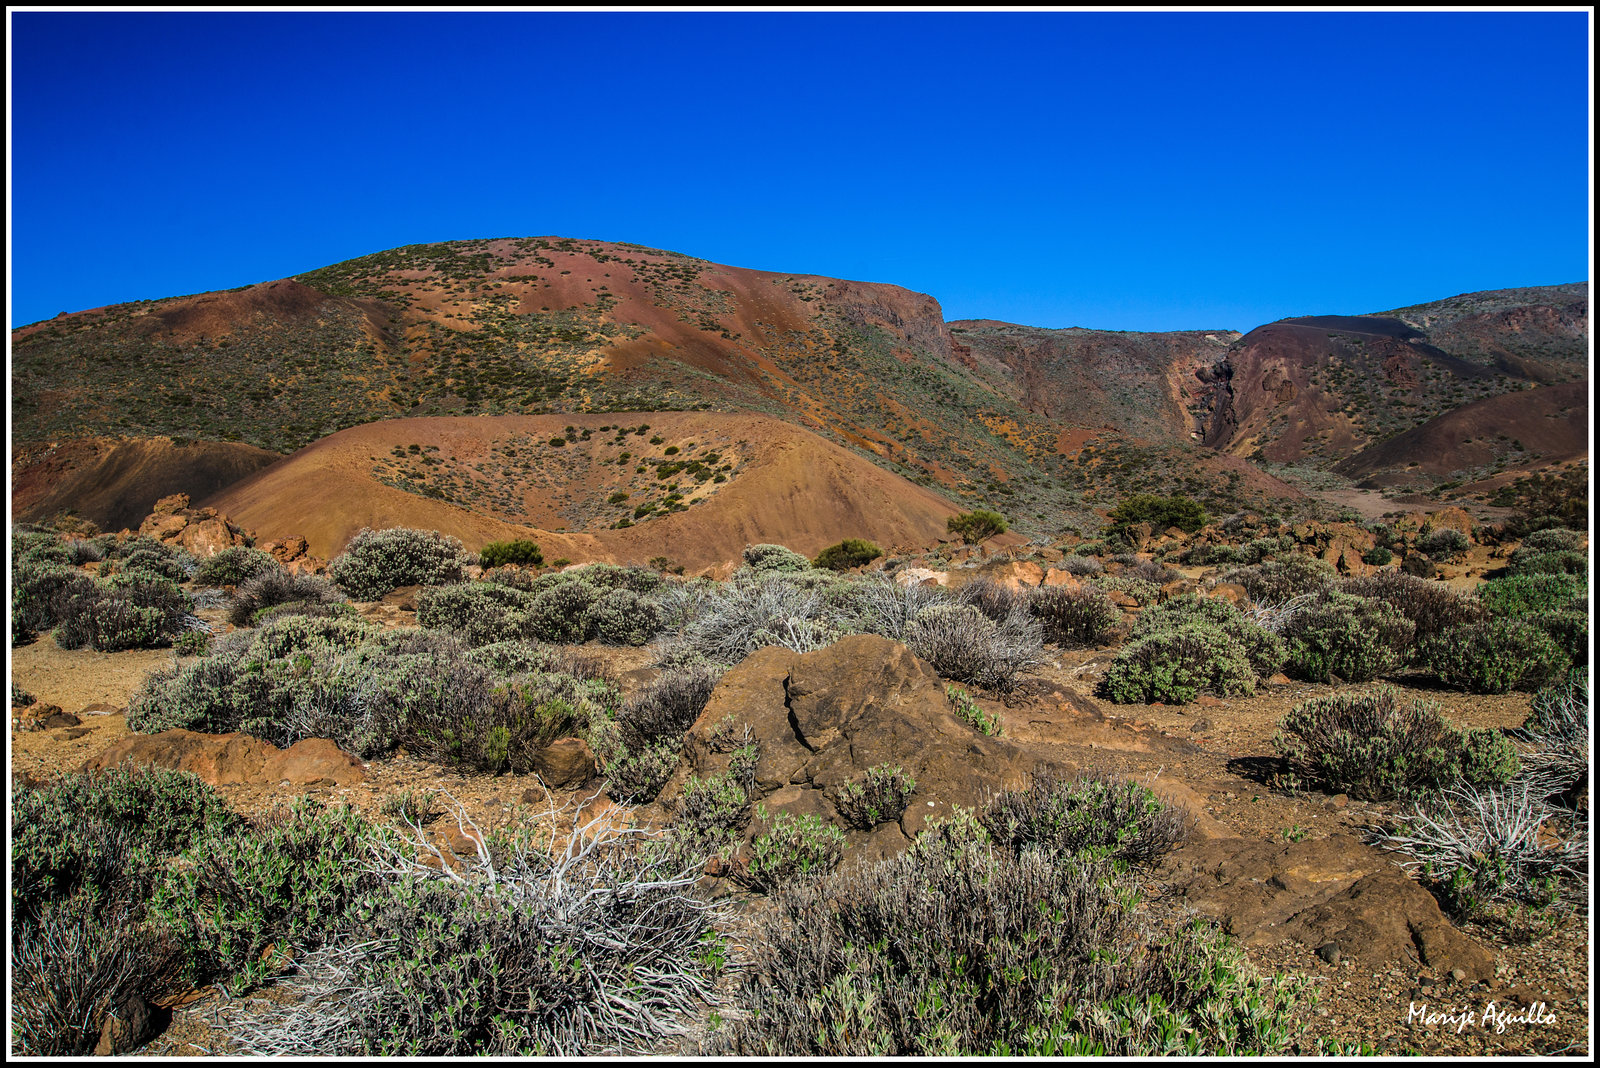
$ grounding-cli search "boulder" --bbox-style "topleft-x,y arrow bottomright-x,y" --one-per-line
1160,834 -> 1494,979
137,498 -> 255,558
893,567 -> 948,588
1041,568 -> 1082,588
93,993 -> 156,1056
533,737 -> 597,788
82,729 -> 364,787
987,560 -> 1045,590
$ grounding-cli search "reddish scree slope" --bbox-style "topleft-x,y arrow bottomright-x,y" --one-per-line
202,412 -> 971,570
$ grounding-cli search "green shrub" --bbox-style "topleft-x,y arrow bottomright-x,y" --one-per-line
980,771 -> 1188,866
151,798 -> 378,993
477,538 -> 544,569
415,581 -> 536,646
1361,546 -> 1393,566
1106,493 -> 1208,536
1475,573 -> 1584,618
1222,554 -> 1337,604
11,559 -> 98,641
1417,527 -> 1470,562
1529,607 -> 1588,666
1281,591 -> 1414,683
1420,618 -> 1571,694
834,764 -> 916,829
602,740 -> 682,804
1273,686 -> 1521,800
946,509 -> 1008,545
527,579 -> 601,643
1338,570 -> 1485,645
813,538 -> 884,571
946,683 -> 1004,736
193,546 -> 279,587
580,587 -> 663,646
1028,584 -> 1121,647
328,527 -> 468,600
112,542 -> 189,582
672,768 -> 753,856
1131,594 -> 1285,678
1088,572 -> 1161,606
1103,624 -> 1257,704
53,572 -> 193,652
710,809 -> 1314,1056
741,543 -> 813,573
734,806 -> 847,892
1508,548 -> 1587,577
227,568 -> 343,627
1518,528 -> 1584,554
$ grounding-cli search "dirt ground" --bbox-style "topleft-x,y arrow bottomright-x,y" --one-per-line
9,616 -> 1591,1057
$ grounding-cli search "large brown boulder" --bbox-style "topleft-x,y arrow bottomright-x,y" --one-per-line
82,730 -> 364,787
136,497 -> 256,558
662,636 -> 1057,855
1160,833 -> 1494,979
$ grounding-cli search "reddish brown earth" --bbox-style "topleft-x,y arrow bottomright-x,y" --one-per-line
200,411 -> 972,569
12,437 -> 281,533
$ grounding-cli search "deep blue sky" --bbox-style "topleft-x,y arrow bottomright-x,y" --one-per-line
9,10 -> 1591,332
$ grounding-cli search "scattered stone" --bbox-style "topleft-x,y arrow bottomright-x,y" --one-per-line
532,737 -> 597,788
1317,942 -> 1342,965
1325,794 -> 1349,810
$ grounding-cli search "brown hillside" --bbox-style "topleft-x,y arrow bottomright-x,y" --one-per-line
201,412 -> 968,570
12,437 -> 281,532
1333,381 -> 1589,489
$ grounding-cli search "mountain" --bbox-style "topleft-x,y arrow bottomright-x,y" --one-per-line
10,239 -> 1586,550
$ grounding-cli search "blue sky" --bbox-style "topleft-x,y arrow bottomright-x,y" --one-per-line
8,9 -> 1591,332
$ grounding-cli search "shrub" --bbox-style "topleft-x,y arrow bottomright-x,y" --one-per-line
221,800 -> 724,1056
1280,591 -> 1414,683
904,604 -> 1043,692
1222,554 -> 1337,605
327,527 -> 468,600
580,587 -> 663,646
1519,528 -> 1584,554
1421,618 -> 1570,694
193,546 -> 279,587
1508,548 -> 1587,577
601,740 -> 682,804
710,810 -> 1313,1056
813,538 -> 883,571
980,771 -> 1189,866
1515,668 -> 1589,803
1530,607 -> 1588,666
672,768 -> 753,857
527,579 -> 601,643
1130,594 -> 1285,678
1028,584 -> 1121,648
1088,572 -> 1161,606
616,664 -> 720,754
476,538 -> 544,569
1475,573 -> 1584,618
1380,782 -> 1583,920
64,537 -> 108,565
834,764 -> 916,829
1273,686 -> 1521,800
1361,546 -> 1393,566
733,805 -> 847,892
1106,493 -> 1209,536
406,667 -> 620,775
415,581 -> 536,646
946,683 -> 1003,737
955,575 -> 1030,623
112,541 -> 189,582
1338,571 -> 1485,645
11,559 -> 98,641
52,572 -> 193,652
741,543 -> 812,573
946,509 -> 1008,545
1417,527 -> 1470,562
228,568 -> 344,627
666,572 -> 841,665
1103,625 -> 1257,705
1057,554 -> 1104,576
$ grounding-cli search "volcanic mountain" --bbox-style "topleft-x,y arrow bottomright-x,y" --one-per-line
10,237 -> 1587,548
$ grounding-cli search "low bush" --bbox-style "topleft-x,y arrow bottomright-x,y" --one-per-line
1518,527 -> 1584,554
1056,554 -> 1104,575
1273,686 -> 1520,800
813,538 -> 883,571
1475,573 -> 1584,618
222,801 -> 725,1056
955,575 -> 1030,623
904,604 -> 1043,692
53,572 -> 193,652
1507,548 -> 1587,577
1279,591 -> 1414,683
193,546 -> 280,587
1106,493 -> 1208,537
1417,527 -> 1470,562
741,543 -> 812,573
1420,618 -> 1570,694
600,740 -> 682,804
111,541 -> 189,582
672,767 -> 754,857
981,771 -> 1189,866
616,664 -> 720,754
1338,571 -> 1485,645
227,568 -> 344,627
580,587 -> 663,646
1515,668 -> 1589,803
667,572 -> 841,665
415,581 -> 537,646
1129,594 -> 1285,678
834,764 -> 916,829
1222,554 -> 1337,605
710,809 -> 1314,1056
733,806 -> 847,893
328,527 -> 468,600
1028,584 -> 1121,648
947,509 -> 1009,545
1103,624 -> 1257,705
152,798 -> 377,994
1361,546 -> 1393,566
1088,573 -> 1161,606
946,684 -> 1004,737
1529,607 -> 1588,667
476,538 -> 544,569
